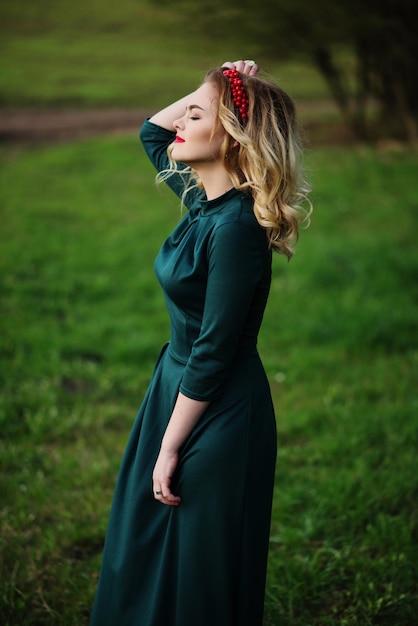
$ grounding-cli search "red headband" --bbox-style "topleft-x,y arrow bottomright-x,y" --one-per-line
222,69 -> 249,124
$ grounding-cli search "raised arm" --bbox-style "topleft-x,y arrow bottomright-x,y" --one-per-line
149,93 -> 195,131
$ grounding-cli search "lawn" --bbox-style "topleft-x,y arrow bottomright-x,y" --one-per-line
1,1 -> 418,623
1,134 -> 417,625
0,0 -> 329,109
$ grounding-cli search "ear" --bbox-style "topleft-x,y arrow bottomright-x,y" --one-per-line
231,140 -> 239,149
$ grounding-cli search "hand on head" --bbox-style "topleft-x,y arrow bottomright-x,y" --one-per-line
222,59 -> 259,76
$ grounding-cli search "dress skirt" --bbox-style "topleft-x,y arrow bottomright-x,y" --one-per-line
90,343 -> 277,626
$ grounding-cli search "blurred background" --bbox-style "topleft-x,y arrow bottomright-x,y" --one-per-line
1,0 -> 417,145
1,1 -> 417,625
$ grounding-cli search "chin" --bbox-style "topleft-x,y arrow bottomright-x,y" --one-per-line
172,153 -> 190,167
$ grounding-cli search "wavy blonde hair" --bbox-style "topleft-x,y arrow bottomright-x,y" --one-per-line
160,67 -> 312,259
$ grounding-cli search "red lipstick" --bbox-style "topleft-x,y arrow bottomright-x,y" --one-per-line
174,136 -> 185,143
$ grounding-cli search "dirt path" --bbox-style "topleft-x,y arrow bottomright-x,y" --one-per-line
0,108 -> 155,144
0,104 -> 352,145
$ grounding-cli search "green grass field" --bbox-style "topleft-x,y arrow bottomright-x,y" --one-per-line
1,134 -> 417,625
1,1 -> 418,624
0,0 -> 329,109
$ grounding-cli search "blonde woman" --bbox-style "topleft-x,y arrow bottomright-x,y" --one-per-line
91,59 -> 311,626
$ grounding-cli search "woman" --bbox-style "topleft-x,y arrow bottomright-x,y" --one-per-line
90,59 -> 311,626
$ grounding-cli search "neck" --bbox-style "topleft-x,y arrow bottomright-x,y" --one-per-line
195,164 -> 234,201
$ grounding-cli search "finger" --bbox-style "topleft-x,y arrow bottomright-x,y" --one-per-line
161,482 -> 181,502
160,487 -> 181,506
241,60 -> 258,76
221,61 -> 234,69
245,60 -> 258,76
153,482 -> 181,505
233,60 -> 246,73
162,493 -> 181,506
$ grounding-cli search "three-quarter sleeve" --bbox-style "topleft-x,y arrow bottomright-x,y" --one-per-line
179,218 -> 269,401
140,119 -> 197,203
140,120 -> 174,171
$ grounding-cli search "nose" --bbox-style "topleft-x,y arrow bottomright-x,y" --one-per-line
173,116 -> 184,132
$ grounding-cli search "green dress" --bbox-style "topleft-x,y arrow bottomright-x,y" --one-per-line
90,120 -> 277,626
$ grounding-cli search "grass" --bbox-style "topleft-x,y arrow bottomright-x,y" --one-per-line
1,133 -> 417,625
0,0 -> 329,108
1,3 -> 416,624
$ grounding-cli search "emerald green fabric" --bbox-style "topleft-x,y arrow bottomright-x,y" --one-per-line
90,121 -> 277,626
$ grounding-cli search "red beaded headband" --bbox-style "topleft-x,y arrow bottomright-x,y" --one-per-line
222,68 -> 249,124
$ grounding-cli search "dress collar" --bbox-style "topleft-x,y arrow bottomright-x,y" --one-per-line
199,188 -> 242,216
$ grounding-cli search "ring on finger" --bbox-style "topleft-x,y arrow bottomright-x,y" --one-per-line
245,60 -> 256,67
155,490 -> 162,495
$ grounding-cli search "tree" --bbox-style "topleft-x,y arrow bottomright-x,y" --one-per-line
153,0 -> 417,143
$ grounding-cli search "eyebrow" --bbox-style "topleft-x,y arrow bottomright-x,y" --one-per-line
187,104 -> 204,112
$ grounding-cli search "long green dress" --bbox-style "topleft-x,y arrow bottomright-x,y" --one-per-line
89,120 -> 277,626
